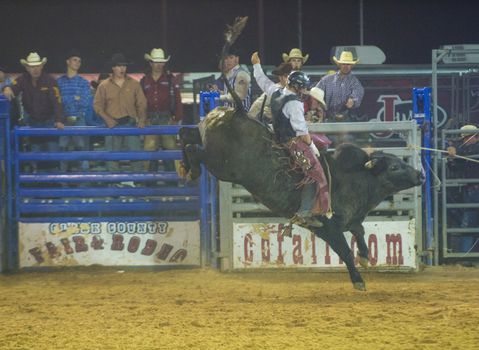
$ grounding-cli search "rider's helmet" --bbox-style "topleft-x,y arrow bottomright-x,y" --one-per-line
287,71 -> 310,90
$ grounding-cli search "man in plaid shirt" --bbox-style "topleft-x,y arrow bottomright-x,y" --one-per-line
316,51 -> 364,122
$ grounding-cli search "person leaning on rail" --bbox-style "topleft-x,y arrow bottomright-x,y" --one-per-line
140,48 -> 183,179
2,52 -> 64,173
57,49 -> 92,172
447,124 -> 479,253
315,50 -> 364,123
93,53 -> 147,176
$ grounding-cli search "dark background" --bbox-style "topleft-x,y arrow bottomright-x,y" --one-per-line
1,0 -> 478,73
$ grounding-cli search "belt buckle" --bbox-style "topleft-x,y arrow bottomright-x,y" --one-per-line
66,116 -> 78,125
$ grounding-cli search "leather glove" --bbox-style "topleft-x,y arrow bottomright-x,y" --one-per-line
309,142 -> 320,157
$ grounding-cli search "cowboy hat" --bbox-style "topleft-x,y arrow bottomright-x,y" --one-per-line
333,51 -> 359,65
271,62 -> 293,76
109,53 -> 132,67
309,87 -> 326,109
282,48 -> 309,64
20,52 -> 47,67
460,124 -> 478,138
144,48 -> 170,63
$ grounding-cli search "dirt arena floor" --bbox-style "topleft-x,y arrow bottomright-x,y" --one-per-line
1,265 -> 478,350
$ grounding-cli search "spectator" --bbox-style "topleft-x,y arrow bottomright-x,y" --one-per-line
57,50 -> 92,172
0,65 -> 12,90
305,87 -> 326,123
218,46 -> 251,111
93,53 -> 147,174
87,73 -> 109,126
247,62 -> 292,124
0,65 -> 24,126
282,48 -> 309,71
306,87 -> 332,151
141,48 -> 183,174
447,124 -> 479,253
252,51 -> 329,227
316,51 -> 364,122
2,52 -> 64,172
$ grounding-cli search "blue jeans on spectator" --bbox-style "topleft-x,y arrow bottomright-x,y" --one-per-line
105,117 -> 142,172
460,185 -> 479,252
28,118 -> 60,173
59,116 -> 89,172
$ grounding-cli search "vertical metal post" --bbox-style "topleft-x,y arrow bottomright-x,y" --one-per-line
413,87 -> 433,264
161,0 -> 168,50
199,166 -> 209,266
359,0 -> 364,45
432,49 -> 450,265
199,91 -> 219,121
209,176 -> 218,268
257,0 -> 265,60
297,0 -> 303,49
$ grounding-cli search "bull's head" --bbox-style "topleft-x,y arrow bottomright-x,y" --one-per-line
365,152 -> 424,191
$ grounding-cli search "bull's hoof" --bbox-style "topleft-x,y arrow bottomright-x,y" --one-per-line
358,256 -> 369,268
353,282 -> 367,291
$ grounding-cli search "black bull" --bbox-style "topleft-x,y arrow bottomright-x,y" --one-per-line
179,107 -> 423,291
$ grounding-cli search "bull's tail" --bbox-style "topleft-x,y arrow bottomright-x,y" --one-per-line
220,16 -> 248,117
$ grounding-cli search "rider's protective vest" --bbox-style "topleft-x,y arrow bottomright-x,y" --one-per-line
270,89 -> 300,144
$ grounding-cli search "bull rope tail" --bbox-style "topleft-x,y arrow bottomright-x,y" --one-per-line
322,156 -> 334,219
407,144 -> 442,188
220,16 -> 249,116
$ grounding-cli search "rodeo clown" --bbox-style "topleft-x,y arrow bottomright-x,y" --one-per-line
251,52 -> 330,227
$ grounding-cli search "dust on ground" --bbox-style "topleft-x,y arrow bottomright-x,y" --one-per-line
0,265 -> 478,350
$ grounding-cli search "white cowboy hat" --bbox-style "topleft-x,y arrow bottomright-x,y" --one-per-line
144,48 -> 170,63
309,87 -> 326,109
20,52 -> 47,67
460,124 -> 478,138
332,51 -> 359,65
282,48 -> 309,64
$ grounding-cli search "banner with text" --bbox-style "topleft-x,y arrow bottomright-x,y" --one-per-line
19,221 -> 201,267
233,220 -> 416,269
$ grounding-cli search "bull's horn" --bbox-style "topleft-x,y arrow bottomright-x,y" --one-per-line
364,160 -> 374,169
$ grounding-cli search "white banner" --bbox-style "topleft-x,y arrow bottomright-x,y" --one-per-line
233,220 -> 416,269
19,221 -> 201,267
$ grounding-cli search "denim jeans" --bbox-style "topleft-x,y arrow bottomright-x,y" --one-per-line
59,116 -> 89,171
28,119 -> 60,172
144,111 -> 178,172
105,118 -> 142,172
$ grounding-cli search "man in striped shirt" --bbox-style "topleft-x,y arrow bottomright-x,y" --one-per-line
315,51 -> 364,122
218,47 -> 251,112
57,50 -> 92,171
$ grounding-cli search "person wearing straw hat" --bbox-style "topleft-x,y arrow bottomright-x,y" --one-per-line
447,124 -> 479,253
315,51 -> 364,122
306,86 -> 327,123
2,52 -> 64,129
2,52 -> 64,172
140,48 -> 183,175
93,53 -> 147,173
282,48 -> 309,71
